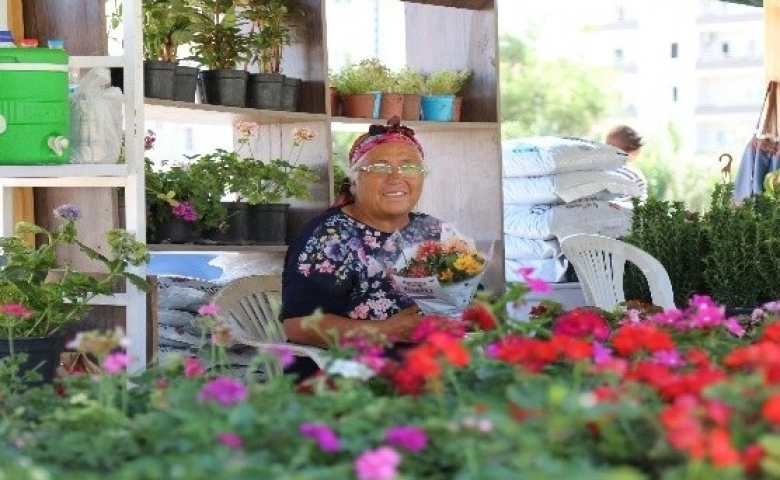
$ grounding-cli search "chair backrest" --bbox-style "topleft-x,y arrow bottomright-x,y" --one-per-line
210,274 -> 285,344
559,233 -> 676,311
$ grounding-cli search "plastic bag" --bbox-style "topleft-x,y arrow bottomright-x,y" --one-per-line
69,68 -> 124,164
381,219 -> 493,319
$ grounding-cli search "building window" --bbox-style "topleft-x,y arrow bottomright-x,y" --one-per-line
672,86 -> 679,102
671,42 -> 678,58
614,48 -> 624,65
721,42 -> 730,56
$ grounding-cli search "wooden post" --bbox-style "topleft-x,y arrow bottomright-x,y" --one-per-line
766,0 -> 780,82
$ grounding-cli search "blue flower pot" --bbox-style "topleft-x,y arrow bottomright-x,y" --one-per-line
420,94 -> 455,122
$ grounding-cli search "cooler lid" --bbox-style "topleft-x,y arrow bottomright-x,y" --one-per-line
0,48 -> 69,67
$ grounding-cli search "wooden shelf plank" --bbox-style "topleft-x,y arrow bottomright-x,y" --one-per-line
145,99 -> 328,125
69,56 -> 125,69
0,164 -> 129,186
331,117 -> 498,133
147,244 -> 288,253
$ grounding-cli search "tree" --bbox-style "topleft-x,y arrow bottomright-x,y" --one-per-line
499,34 -> 618,139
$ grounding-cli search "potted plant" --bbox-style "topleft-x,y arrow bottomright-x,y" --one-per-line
230,122 -> 319,244
145,158 -> 228,243
0,205 -> 150,383
141,0 -> 197,100
393,66 -> 426,121
188,0 -> 248,107
421,68 -> 472,122
330,59 -> 392,119
241,0 -> 306,111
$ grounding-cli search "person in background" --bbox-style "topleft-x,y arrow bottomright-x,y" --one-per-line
281,117 -> 440,378
606,124 -> 648,202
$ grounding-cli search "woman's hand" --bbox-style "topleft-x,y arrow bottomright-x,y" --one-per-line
383,306 -> 423,342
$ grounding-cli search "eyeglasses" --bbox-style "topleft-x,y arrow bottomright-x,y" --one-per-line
356,163 -> 427,177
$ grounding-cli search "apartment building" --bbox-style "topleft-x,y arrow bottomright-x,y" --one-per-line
585,0 -> 764,160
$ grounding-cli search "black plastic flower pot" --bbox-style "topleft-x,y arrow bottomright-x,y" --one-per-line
0,335 -> 62,386
173,65 -> 199,102
143,60 -> 176,100
200,69 -> 249,107
247,73 -> 284,110
280,76 -> 302,112
152,217 -> 197,244
203,202 -> 249,244
246,203 -> 289,244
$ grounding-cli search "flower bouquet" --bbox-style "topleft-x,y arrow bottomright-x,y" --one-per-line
384,221 -> 491,318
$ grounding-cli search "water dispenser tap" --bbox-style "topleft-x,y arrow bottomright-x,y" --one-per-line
0,114 -> 6,135
48,136 -> 69,157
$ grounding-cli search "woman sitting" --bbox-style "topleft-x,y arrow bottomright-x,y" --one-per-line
281,117 -> 440,377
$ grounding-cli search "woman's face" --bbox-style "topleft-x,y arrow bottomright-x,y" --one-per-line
352,142 -> 425,222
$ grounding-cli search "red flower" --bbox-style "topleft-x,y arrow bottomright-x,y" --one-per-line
405,345 -> 442,379
552,308 -> 610,341
427,332 -> 470,367
611,324 -> 676,357
761,322 -> 780,343
462,303 -> 497,331
762,394 -> 780,427
708,428 -> 741,467
742,443 -> 765,476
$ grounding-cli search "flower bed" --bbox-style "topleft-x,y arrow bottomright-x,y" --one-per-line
2,282 -> 780,479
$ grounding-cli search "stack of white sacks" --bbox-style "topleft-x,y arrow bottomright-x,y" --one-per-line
502,136 -> 642,284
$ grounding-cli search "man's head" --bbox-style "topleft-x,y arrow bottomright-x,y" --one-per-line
606,125 -> 644,156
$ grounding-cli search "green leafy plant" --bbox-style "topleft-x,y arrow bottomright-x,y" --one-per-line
228,122 -> 319,205
142,0 -> 196,62
187,0 -> 247,70
424,68 -> 472,96
393,66 -> 426,95
241,0 -> 305,74
330,58 -> 393,95
0,206 -> 149,337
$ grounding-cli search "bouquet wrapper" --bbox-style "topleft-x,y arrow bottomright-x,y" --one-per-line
391,271 -> 486,318
384,221 -> 493,318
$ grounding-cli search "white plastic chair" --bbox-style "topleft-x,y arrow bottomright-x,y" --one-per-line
559,233 -> 676,311
210,275 -> 328,378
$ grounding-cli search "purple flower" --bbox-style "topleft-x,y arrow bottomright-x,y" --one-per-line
725,317 -> 746,337
268,345 -> 295,368
324,240 -> 347,262
54,204 -> 81,221
592,341 -> 613,365
652,349 -> 684,368
198,303 -> 220,316
216,432 -> 244,450
299,422 -> 341,452
102,352 -> 130,374
198,377 -> 248,407
384,426 -> 427,452
172,201 -> 199,222
354,446 -> 402,480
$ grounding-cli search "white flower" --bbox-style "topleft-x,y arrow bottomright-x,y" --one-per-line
326,359 -> 375,380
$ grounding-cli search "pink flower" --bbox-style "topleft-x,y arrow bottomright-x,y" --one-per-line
184,357 -> 205,377
725,317 -> 746,337
299,422 -> 341,452
198,377 -> 248,407
216,432 -> 244,450
198,303 -> 221,316
517,267 -> 552,293
384,426 -> 428,452
268,345 -> 295,368
0,303 -> 33,318
102,352 -> 130,374
354,446 -> 402,480
172,201 -> 199,222
592,341 -> 613,364
652,349 -> 684,368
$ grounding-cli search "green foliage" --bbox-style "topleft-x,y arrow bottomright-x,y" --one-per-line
187,0 -> 247,70
145,157 -> 228,233
242,0 -> 305,73
623,182 -> 780,308
499,34 -> 617,137
330,58 -> 393,95
142,0 -> 196,62
392,67 -> 426,95
621,197 -> 709,306
423,68 -> 471,96
0,211 -> 149,337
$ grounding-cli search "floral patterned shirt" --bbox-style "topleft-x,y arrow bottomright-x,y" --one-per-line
281,209 -> 440,322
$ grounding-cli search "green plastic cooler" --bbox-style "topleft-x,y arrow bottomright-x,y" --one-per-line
0,48 -> 70,164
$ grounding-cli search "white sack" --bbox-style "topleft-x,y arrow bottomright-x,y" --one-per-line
504,201 -> 633,240
502,136 -> 627,177
69,68 -> 124,164
504,235 -> 561,259
502,169 -> 644,205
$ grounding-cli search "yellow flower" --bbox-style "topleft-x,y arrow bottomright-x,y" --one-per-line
438,269 -> 454,282
454,253 -> 484,276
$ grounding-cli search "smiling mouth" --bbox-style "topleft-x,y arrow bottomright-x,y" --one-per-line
384,192 -> 407,197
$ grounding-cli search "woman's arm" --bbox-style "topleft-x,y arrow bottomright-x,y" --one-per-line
284,306 -> 422,348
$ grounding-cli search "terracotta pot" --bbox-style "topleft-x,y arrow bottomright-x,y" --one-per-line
453,97 -> 463,122
402,94 -> 422,121
329,87 -> 339,116
341,93 -> 379,119
380,93 -> 404,120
